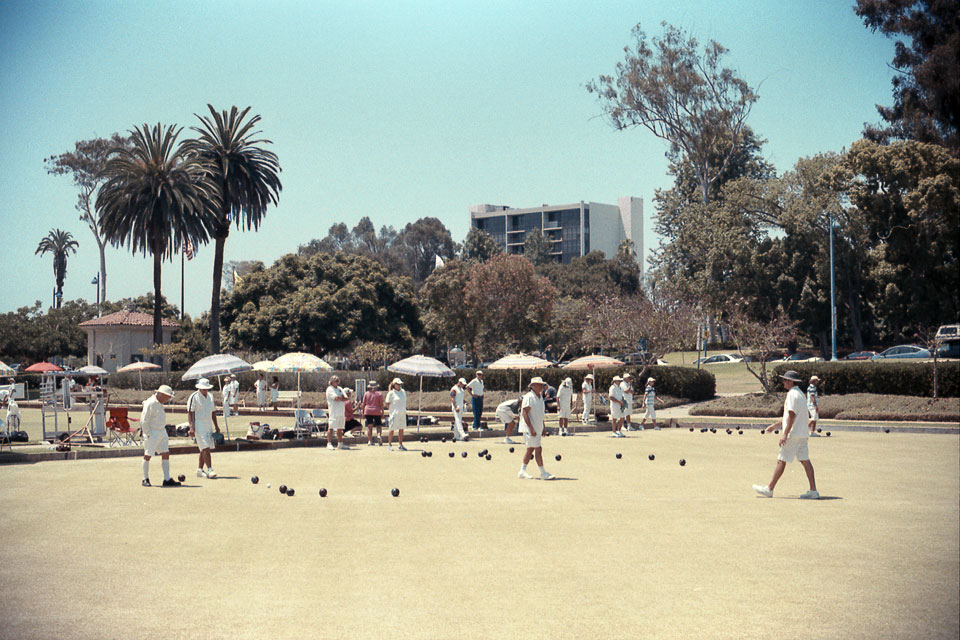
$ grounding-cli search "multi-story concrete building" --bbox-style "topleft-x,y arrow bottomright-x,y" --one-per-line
469,197 -> 643,268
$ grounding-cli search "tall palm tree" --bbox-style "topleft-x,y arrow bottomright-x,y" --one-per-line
185,105 -> 282,354
96,123 -> 220,345
35,228 -> 79,308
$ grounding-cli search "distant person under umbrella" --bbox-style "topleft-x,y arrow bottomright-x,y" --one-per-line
385,378 -> 408,451
557,377 -> 573,436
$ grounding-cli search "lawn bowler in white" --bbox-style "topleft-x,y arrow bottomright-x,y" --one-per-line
496,397 -> 521,444
141,385 -> 180,487
557,377 -> 573,436
466,370 -> 484,431
518,377 -> 554,480
580,374 -> 594,423
255,373 -> 268,410
807,376 -> 820,435
222,374 -> 240,417
753,370 -> 819,499
608,376 -> 626,437
450,377 -> 468,441
188,378 -> 220,478
639,377 -> 657,429
5,394 -> 20,430
326,375 -> 349,450
621,373 -> 636,431
384,378 -> 408,451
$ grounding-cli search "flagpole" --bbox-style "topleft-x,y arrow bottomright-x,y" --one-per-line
181,250 -> 185,321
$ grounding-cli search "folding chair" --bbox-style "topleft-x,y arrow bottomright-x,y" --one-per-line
106,408 -> 140,446
295,409 -> 316,439
311,408 -> 328,435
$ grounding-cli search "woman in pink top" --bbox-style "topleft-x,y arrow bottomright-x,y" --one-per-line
361,381 -> 385,446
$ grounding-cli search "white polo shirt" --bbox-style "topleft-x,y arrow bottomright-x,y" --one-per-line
581,380 -> 593,395
466,377 -> 484,397
326,385 -> 346,419
783,386 -> 810,438
140,394 -> 167,432
386,388 -> 406,417
609,383 -> 623,404
450,385 -> 465,411
520,390 -> 545,435
557,384 -> 573,408
187,391 -> 216,431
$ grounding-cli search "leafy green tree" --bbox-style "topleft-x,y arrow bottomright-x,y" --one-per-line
35,229 -> 79,309
352,341 -> 400,369
45,133 -> 132,304
96,123 -> 220,345
186,105 -> 282,354
855,0 -> 960,153
418,259 -> 477,356
395,217 -> 459,283
522,229 -> 555,266
588,21 -> 758,205
462,227 -> 502,262
221,252 -> 419,354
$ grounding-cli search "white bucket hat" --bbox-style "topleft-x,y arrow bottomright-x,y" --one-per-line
612,375 -> 623,382
391,377 -> 403,386
623,373 -> 633,379
562,377 -> 572,386
585,374 -> 594,380
156,384 -> 174,396
529,377 -> 547,386
196,378 -> 214,390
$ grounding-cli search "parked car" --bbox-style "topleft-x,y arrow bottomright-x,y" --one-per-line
843,351 -> 878,360
693,354 -> 743,365
871,345 -> 931,360
783,352 -> 824,362
935,324 -> 959,340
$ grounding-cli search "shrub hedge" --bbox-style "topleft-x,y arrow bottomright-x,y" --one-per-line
18,364 -> 716,402
768,361 -> 959,398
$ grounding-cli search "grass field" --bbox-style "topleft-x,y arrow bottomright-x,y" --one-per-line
1,429 -> 957,639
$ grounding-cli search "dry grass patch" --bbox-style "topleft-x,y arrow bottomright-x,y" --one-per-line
691,393 -> 960,422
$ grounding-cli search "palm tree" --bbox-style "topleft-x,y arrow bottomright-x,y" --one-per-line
96,123 -> 220,345
185,105 -> 282,354
35,228 -> 79,308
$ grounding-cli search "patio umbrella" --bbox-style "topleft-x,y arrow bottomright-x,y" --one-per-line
25,362 -> 63,373
387,355 -> 455,430
252,360 -> 277,372
116,361 -> 161,391
78,365 -> 109,376
272,352 -> 333,416
488,353 -> 553,394
182,354 -> 253,439
562,355 -> 624,422
0,361 -> 15,376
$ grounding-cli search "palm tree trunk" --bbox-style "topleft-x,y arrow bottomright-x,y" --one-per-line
209,230 -> 227,354
153,249 -> 163,347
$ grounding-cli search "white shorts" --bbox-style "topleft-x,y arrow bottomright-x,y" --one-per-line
624,400 -> 633,419
611,404 -> 623,420
195,428 -> 215,451
778,437 -> 810,463
558,402 -> 572,419
328,414 -> 345,431
496,408 -> 516,425
523,431 -> 542,449
644,405 -> 656,419
388,413 -> 406,431
143,429 -> 169,457
808,408 -> 819,422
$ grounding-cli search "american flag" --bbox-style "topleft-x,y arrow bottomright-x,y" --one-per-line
183,239 -> 195,260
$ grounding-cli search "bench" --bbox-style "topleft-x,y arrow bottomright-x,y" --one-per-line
274,390 -> 301,407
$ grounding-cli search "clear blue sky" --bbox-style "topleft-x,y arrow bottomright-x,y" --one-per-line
0,0 -> 895,318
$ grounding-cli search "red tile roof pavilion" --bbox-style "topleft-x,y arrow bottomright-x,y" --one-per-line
79,310 -> 180,328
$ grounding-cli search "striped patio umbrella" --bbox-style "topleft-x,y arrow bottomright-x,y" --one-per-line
0,361 -> 15,376
488,353 -> 553,393
562,355 -> 624,371
272,352 -> 333,414
252,360 -> 278,372
117,361 -> 162,391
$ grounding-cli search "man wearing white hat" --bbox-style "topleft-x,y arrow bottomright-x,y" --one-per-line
807,375 -> 821,436
450,377 -> 469,441
141,385 -> 180,487
384,378 -> 408,451
557,377 -> 574,436
189,378 -> 221,478
466,370 -> 485,432
621,373 -> 636,431
518,377 -> 555,480
608,375 -> 626,437
496,397 -> 521,444
639,376 -> 657,429
222,374 -> 240,418
326,375 -> 349,450
753,371 -> 819,499
581,374 -> 594,423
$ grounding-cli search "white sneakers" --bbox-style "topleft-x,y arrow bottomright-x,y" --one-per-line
753,484 -> 773,497
799,490 -> 820,499
326,442 -> 335,450
504,437 -> 517,444
397,444 -> 407,451
196,468 -> 216,478
613,431 -> 626,438
206,468 -> 217,479
540,470 -> 555,481
518,470 -> 534,479
196,468 -> 206,478
518,469 -> 555,480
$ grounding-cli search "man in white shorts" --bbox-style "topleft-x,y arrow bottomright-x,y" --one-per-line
608,375 -> 626,437
639,377 -> 657,429
621,373 -> 636,431
450,377 -> 468,441
517,377 -> 554,480
807,375 -> 820,436
326,375 -> 349,450
556,377 -> 573,436
753,370 -> 819,499
497,397 -> 521,444
189,378 -> 220,478
580,374 -> 594,423
384,377 -> 408,451
142,385 -> 180,487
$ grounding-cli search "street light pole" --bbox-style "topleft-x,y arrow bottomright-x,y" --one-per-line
829,211 -> 838,361
91,275 -> 100,317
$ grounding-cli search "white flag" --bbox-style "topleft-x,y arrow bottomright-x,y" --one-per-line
435,255 -> 445,269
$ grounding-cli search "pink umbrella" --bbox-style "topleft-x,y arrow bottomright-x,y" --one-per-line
24,362 -> 63,373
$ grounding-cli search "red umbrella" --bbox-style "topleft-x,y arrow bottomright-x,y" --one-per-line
25,362 -> 63,373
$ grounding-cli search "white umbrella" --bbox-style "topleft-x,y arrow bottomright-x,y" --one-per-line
562,354 -> 624,370
388,355 -> 455,431
252,360 -> 278,372
182,354 -> 253,439
272,352 -> 333,416
78,365 -> 109,376
116,361 -> 161,390
488,353 -> 553,394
